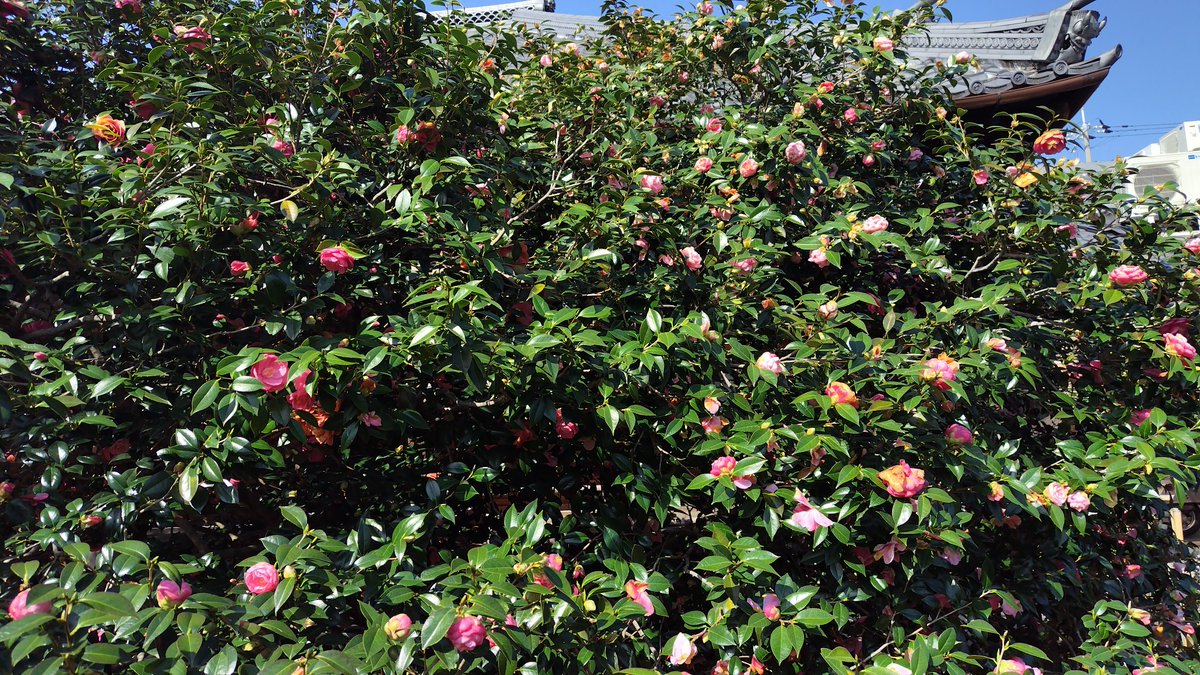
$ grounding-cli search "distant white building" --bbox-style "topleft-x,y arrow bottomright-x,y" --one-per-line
1123,122 -> 1200,206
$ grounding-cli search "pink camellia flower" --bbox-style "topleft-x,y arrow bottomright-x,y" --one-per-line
878,461 -> 927,498
760,594 -> 781,620
271,139 -> 295,157
287,369 -> 313,410
173,25 -> 212,52
843,108 -> 859,124
681,246 -> 702,271
809,248 -> 829,268
941,548 -> 963,566
1056,223 -> 1079,237
658,254 -> 675,267
699,1 -> 714,15
749,657 -> 766,675
954,50 -> 971,64
534,553 -> 564,588
251,354 -> 289,393
973,169 -> 990,185
33,352 -> 48,362
921,354 -> 960,391
703,397 -> 720,414
825,381 -> 858,408
710,456 -> 754,489
1045,482 -> 1069,506
907,148 -> 923,163
995,658 -> 1029,675
624,579 -> 654,615
639,174 -> 664,195
791,491 -> 833,531
874,538 -> 905,564
1032,129 -> 1066,155
1185,238 -> 1200,254
384,613 -> 412,640
244,562 -> 279,595
1164,332 -> 1196,361
115,0 -> 142,12
985,338 -> 1008,352
539,54 -> 553,67
7,589 -> 52,620
861,215 -> 889,234
648,95 -> 666,108
1129,409 -> 1152,426
694,157 -> 713,173
739,157 -> 758,178
701,416 -> 727,434
667,633 -> 697,665
230,260 -> 250,277
447,615 -> 487,651
1123,564 -> 1142,579
873,36 -> 894,51
706,118 -> 723,133
818,300 -> 838,320
319,247 -> 354,274
1067,491 -> 1090,512
732,258 -> 757,274
1108,265 -> 1148,287
555,409 -> 578,439
757,352 -> 785,375
155,579 -> 192,608
395,125 -> 413,144
862,154 -> 877,167
945,424 -> 972,446
785,140 -> 806,164
359,412 -> 382,427
137,142 -> 156,167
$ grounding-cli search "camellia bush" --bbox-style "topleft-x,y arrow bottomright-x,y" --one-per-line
2,0 -> 1200,672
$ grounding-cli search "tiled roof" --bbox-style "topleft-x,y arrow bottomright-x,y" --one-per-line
437,0 -> 1122,105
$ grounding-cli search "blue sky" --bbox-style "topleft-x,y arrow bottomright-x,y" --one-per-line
478,0 -> 1200,161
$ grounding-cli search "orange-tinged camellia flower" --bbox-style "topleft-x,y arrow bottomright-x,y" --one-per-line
88,114 -> 126,146
1032,129 -> 1066,155
878,460 -> 926,498
825,381 -> 858,408
624,580 -> 654,615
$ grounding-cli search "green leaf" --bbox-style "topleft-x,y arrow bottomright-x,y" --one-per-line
191,381 -> 220,414
90,376 -> 126,399
421,606 -> 456,649
280,505 -> 308,531
151,197 -> 190,218
81,592 -> 135,618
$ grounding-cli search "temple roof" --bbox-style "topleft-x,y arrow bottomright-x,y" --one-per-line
435,0 -> 1121,120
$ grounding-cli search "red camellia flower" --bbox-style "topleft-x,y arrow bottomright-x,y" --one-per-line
229,260 -> 250,276
173,25 -> 211,52
554,409 -> 578,439
271,139 -> 295,157
319,247 -> 354,274
0,0 -> 30,20
250,354 -> 290,393
878,461 -> 927,498
244,562 -> 279,595
1032,129 -> 1067,155
88,114 -> 126,146
114,0 -> 141,12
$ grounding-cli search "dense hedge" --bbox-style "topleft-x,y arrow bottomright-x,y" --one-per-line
2,0 -> 1199,673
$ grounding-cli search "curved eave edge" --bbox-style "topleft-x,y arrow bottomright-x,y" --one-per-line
949,44 -> 1122,106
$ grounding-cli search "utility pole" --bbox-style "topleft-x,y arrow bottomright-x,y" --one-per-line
1080,108 -> 1093,163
